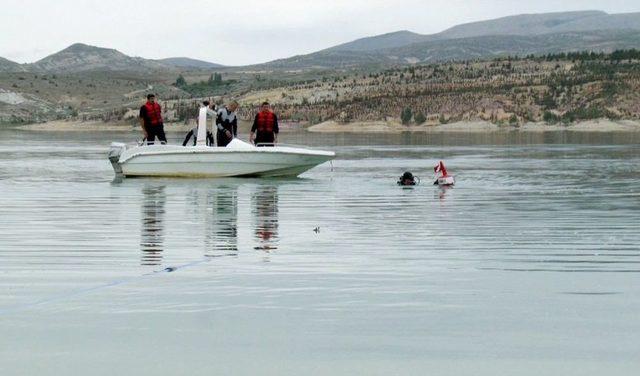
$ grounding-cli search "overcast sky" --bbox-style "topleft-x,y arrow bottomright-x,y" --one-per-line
1,0 -> 639,65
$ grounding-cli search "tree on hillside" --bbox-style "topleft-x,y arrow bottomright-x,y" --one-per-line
543,111 -> 560,124
207,73 -> 223,86
175,74 -> 186,87
401,107 -> 413,125
540,91 -> 556,110
414,112 -> 427,124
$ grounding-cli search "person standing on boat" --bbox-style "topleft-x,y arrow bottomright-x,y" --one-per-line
216,100 -> 239,147
139,94 -> 166,145
250,101 -> 279,146
182,100 -> 215,146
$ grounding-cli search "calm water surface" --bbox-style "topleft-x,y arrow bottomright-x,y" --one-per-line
0,129 -> 639,375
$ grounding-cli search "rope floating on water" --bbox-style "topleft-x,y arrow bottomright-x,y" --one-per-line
0,254 -> 235,316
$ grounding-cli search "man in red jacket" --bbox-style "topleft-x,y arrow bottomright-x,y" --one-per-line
139,94 -> 167,145
250,101 -> 279,146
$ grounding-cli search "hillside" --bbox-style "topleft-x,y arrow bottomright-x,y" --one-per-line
237,50 -> 640,127
3,10 -> 640,127
28,43 -> 172,73
325,11 -> 640,52
380,30 -> 640,64
158,57 -> 225,69
0,57 -> 27,73
260,11 -> 640,69
0,69 -> 188,124
260,29 -> 640,69
326,30 -> 430,52
257,50 -> 394,69
435,10 -> 605,39
437,10 -> 640,39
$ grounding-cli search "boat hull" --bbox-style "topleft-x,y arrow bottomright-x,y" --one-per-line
113,144 -> 335,178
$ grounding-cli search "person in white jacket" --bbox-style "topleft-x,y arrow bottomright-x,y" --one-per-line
182,101 -> 215,146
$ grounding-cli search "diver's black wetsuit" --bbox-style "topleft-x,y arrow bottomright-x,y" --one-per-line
216,107 -> 238,147
182,127 -> 214,146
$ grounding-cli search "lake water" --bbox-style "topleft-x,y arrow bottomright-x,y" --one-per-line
1,129 -> 639,375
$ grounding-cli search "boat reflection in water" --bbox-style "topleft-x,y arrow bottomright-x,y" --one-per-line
205,185 -> 238,257
136,181 -> 280,258
140,185 -> 166,266
252,185 -> 279,252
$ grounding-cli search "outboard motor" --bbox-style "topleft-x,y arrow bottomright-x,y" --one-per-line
398,171 -> 418,186
108,142 -> 126,174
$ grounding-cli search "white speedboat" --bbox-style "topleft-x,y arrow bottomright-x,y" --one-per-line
108,107 -> 335,178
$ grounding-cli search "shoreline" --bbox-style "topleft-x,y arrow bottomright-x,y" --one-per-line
307,119 -> 640,133
11,118 -> 640,133
15,120 -> 193,132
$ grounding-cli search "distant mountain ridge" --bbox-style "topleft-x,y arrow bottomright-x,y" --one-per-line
379,30 -> 640,63
262,11 -> 640,69
2,43 -> 224,73
435,10 -> 609,39
327,10 -> 640,53
1,10 -> 640,73
157,57 -> 225,69
261,29 -> 640,69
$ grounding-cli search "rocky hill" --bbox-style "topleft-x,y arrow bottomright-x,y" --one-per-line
27,43 -> 172,73
0,57 -> 27,73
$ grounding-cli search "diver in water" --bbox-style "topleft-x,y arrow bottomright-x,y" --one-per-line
397,171 -> 418,186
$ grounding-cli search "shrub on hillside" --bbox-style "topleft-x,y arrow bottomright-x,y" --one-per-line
414,112 -> 427,124
543,111 -> 560,124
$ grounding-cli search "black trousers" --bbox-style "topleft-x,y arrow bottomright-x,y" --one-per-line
146,124 -> 167,144
254,133 -> 275,146
217,130 -> 232,147
183,130 -> 214,146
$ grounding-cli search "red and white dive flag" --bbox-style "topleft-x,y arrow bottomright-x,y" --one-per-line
434,161 -> 448,177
